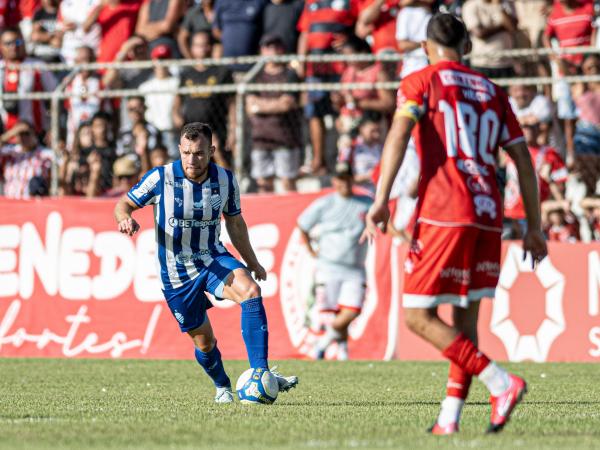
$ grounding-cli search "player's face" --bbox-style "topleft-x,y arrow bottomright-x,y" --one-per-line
179,135 -> 215,180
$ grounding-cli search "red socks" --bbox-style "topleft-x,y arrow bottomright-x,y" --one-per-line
446,363 -> 472,399
442,333 -> 490,377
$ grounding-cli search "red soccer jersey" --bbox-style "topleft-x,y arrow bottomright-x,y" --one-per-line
396,60 -> 524,230
357,0 -> 399,53
545,0 -> 594,64
504,145 -> 568,220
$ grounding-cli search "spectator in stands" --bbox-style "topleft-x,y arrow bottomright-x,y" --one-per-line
102,156 -> 141,197
18,0 -> 40,43
57,0 -> 101,64
64,46 -> 110,147
514,0 -> 549,48
297,0 -> 359,175
150,143 -> 169,167
178,0 -> 220,59
173,30 -> 234,168
104,35 -> 152,90
117,96 -> 161,170
213,0 -> 267,73
395,0 -> 433,79
542,200 -> 580,242
135,0 -> 184,56
333,37 -> 395,138
60,121 -> 93,195
356,0 -> 400,55
83,0 -> 141,64
0,0 -> 21,33
261,0 -> 304,55
0,121 -> 53,198
0,27 -> 57,136
30,0 -> 61,63
139,44 -> 180,158
84,111 -> 118,197
573,54 -> 600,158
462,0 -> 518,78
247,34 -> 302,193
581,197 -> 600,241
338,112 -> 383,193
508,83 -> 554,146
503,118 -> 568,239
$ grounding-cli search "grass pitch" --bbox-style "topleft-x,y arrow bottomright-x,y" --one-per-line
0,359 -> 598,450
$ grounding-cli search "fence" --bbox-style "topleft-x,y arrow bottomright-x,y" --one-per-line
1,47 -> 600,196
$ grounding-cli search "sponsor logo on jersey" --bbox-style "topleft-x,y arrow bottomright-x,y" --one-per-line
456,159 -> 489,176
439,70 -> 496,95
173,310 -> 184,324
467,175 -> 492,195
175,250 -> 212,264
440,267 -> 471,285
474,194 -> 497,219
168,217 -> 220,228
174,197 -> 183,208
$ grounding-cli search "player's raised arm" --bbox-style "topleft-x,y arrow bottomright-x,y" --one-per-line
504,140 -> 548,266
224,213 -> 266,281
114,195 -> 141,236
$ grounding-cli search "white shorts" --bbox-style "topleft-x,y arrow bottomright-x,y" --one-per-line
251,148 -> 300,180
315,269 -> 366,312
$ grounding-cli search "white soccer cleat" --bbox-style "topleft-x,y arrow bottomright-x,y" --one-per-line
270,366 -> 299,392
215,386 -> 234,404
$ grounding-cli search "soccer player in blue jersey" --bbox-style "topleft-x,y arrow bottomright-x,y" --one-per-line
114,122 -> 298,403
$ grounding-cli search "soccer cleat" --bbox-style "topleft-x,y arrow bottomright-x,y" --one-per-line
315,349 -> 326,360
428,422 -> 459,435
215,386 -> 234,404
487,374 -> 528,433
270,366 -> 299,392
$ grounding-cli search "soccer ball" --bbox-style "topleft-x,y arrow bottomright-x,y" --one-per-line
236,368 -> 279,404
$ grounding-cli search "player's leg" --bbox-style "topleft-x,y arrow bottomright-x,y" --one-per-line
188,318 -> 233,403
314,272 -> 343,359
208,255 -> 298,391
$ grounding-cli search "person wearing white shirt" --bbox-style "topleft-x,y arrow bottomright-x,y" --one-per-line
395,1 -> 433,79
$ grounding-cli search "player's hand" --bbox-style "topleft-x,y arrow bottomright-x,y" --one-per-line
360,201 -> 390,244
118,217 -> 140,236
248,262 -> 267,282
522,229 -> 547,269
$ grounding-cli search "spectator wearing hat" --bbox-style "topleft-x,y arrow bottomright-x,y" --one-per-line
247,34 -> 302,193
297,160 -> 373,361
0,121 -> 53,199
135,0 -> 184,56
103,156 -> 141,197
139,44 -> 180,158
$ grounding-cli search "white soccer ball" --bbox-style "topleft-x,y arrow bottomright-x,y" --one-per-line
236,368 -> 279,404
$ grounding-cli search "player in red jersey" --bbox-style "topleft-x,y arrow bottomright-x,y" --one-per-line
363,13 -> 548,434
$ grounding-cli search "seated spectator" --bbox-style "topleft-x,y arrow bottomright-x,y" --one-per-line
573,54 -> 600,158
247,34 -> 302,193
102,156 -> 141,197
135,0 -> 184,56
333,37 -> 395,138
261,0 -> 304,55
395,0 -> 433,79
0,27 -> 57,136
173,30 -> 234,168
117,96 -> 160,173
83,112 -> 117,197
581,197 -> 600,241
60,121 -> 93,195
0,121 -> 53,199
64,46 -> 110,147
297,0 -> 359,175
139,44 -> 180,158
338,113 -> 383,193
178,0 -> 219,59
150,144 -> 169,167
213,0 -> 266,73
462,0 -> 518,78
508,83 -> 554,146
542,200 -> 580,242
83,0 -> 141,64
57,0 -> 101,64
30,0 -> 61,63
503,118 -> 568,239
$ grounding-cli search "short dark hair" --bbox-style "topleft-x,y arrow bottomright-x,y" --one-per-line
342,35 -> 372,54
426,13 -> 468,50
190,30 -> 213,46
1,27 -> 23,39
181,122 -> 212,143
91,111 -> 111,123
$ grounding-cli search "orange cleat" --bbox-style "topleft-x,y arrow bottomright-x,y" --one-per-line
487,374 -> 528,433
428,422 -> 459,435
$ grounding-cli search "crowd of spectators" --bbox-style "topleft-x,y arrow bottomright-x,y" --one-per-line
0,0 -> 599,243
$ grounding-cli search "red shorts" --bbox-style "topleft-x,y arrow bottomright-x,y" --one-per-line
402,222 -> 501,308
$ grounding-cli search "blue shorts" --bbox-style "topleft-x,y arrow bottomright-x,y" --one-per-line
304,75 -> 339,119
162,253 -> 246,333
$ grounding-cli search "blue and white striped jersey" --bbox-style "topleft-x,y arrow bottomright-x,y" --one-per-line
127,161 -> 241,290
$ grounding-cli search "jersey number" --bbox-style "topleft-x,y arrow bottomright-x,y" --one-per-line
439,100 -> 500,165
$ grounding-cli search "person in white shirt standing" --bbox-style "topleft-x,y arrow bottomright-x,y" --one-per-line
395,0 -> 433,79
56,0 -> 101,64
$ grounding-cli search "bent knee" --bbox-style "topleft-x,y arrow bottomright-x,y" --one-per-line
191,334 -> 216,353
240,282 -> 261,301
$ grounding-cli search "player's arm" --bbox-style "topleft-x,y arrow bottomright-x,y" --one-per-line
362,114 -> 415,241
114,195 -> 141,236
224,214 -> 266,281
504,141 -> 548,265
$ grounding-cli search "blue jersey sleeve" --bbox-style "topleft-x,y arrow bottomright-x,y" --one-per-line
127,167 -> 162,208
223,170 -> 241,216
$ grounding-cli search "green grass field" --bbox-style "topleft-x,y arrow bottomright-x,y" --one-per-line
0,359 -> 598,450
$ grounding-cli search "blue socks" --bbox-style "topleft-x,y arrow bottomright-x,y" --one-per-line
240,297 -> 269,369
194,343 -> 231,388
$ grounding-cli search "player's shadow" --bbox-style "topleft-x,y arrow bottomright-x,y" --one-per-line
278,400 -> 600,407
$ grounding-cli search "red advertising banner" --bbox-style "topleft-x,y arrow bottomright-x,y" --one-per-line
0,195 -> 598,361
